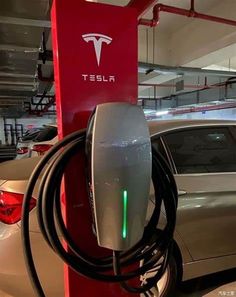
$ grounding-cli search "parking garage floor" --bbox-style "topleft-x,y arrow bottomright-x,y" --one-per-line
176,282 -> 236,296
1,269 -> 236,297
176,268 -> 236,297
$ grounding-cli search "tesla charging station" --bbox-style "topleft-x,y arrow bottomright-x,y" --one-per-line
51,1 -> 138,296
21,1 -> 177,296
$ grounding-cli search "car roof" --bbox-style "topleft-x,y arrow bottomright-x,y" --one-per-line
44,123 -> 57,128
148,119 -> 236,136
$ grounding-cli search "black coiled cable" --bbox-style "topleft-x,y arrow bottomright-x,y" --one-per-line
21,129 -> 177,297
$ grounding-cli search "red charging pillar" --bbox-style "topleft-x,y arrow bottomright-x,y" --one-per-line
51,1 -> 137,296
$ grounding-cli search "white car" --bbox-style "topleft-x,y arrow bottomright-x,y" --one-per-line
1,119 -> 236,297
16,128 -> 42,159
16,124 -> 58,159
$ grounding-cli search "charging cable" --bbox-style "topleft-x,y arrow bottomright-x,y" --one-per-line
21,129 -> 177,296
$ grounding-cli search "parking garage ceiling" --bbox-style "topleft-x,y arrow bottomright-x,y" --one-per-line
0,0 -> 236,117
0,0 -> 51,116
104,0 -> 221,32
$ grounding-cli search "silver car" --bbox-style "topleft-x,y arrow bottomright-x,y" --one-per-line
1,119 -> 236,297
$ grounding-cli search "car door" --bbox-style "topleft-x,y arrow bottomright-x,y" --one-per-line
161,125 -> 236,261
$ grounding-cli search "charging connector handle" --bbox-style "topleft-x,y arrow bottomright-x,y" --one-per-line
21,129 -> 177,296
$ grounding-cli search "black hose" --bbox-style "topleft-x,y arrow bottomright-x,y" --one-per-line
21,129 -> 177,296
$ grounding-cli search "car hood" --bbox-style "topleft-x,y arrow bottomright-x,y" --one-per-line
0,156 -> 41,180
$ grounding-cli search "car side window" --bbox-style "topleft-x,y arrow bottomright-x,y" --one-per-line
163,126 -> 236,174
151,137 -> 173,170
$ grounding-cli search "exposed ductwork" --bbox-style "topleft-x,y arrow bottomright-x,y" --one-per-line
139,83 -> 224,89
139,62 -> 236,77
0,0 -> 51,116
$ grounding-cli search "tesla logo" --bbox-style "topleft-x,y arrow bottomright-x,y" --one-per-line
82,33 -> 112,66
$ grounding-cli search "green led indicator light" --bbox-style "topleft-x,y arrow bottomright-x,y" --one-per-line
122,190 -> 128,239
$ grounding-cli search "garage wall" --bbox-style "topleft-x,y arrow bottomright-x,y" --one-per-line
142,98 -> 176,109
138,28 -> 170,65
227,83 -> 236,98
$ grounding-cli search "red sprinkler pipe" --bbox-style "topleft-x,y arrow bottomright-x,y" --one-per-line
139,0 -> 236,27
171,101 -> 236,115
139,4 -> 161,27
